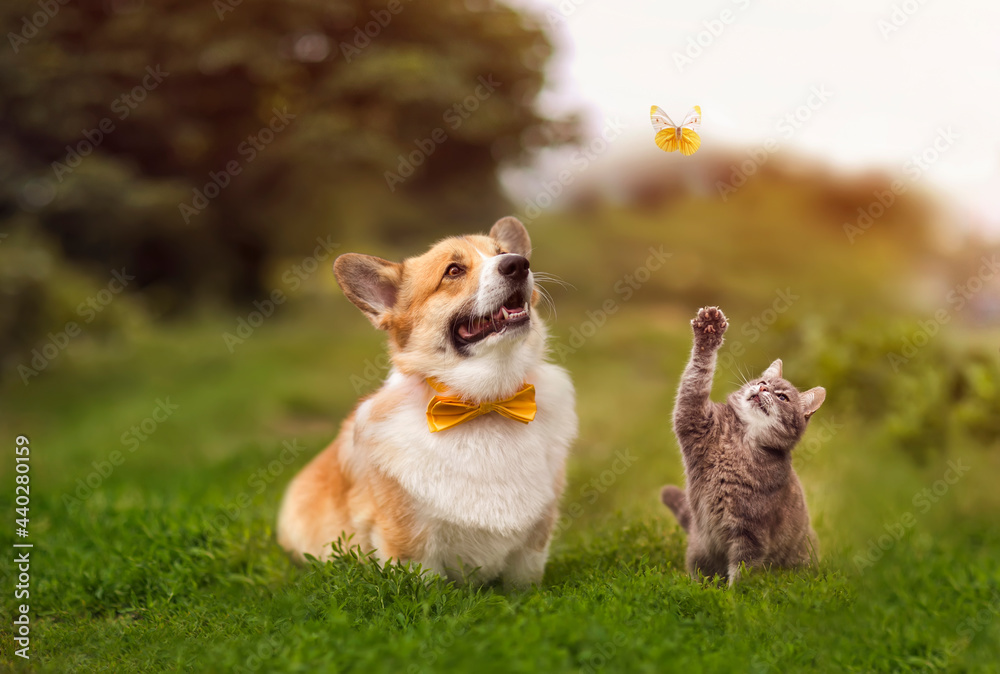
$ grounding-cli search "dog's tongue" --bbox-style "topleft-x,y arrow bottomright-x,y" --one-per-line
458,317 -> 489,340
457,304 -> 524,340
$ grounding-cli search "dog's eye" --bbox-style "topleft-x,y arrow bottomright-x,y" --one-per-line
444,263 -> 464,278
777,394 -> 788,401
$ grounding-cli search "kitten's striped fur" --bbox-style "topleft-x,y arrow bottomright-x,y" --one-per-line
662,307 -> 824,586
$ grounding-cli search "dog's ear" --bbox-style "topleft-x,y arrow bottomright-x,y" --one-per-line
333,254 -> 403,329
489,216 -> 532,259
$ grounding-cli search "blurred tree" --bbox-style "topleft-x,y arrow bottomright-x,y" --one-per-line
0,0 -> 567,311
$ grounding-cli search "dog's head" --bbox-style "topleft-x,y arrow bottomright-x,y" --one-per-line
334,217 -> 546,400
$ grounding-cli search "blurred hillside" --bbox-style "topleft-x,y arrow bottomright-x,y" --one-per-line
533,148 -> 1000,318
6,141 -> 1000,380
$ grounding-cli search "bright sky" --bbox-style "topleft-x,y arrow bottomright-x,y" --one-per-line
506,0 -> 1000,236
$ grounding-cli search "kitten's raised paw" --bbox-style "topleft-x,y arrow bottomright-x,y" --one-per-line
691,306 -> 728,350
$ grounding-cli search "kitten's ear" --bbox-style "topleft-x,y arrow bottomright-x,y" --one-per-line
800,387 -> 826,419
762,359 -> 783,380
489,216 -> 532,259
333,253 -> 403,330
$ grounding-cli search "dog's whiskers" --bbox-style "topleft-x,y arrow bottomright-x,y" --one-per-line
531,273 -> 565,320
532,272 -> 573,290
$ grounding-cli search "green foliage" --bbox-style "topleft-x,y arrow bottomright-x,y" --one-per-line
0,0 -> 563,306
778,317 -> 1000,463
0,226 -> 147,380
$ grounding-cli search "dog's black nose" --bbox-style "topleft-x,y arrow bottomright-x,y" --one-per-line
497,254 -> 529,281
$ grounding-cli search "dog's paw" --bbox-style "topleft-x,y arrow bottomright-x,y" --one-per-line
691,306 -> 728,351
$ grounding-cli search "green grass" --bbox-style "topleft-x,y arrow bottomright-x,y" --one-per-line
2,301 -> 999,673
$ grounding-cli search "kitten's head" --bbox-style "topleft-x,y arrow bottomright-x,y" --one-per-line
729,359 -> 826,450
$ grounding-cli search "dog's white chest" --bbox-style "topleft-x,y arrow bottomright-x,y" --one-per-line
357,365 -> 577,535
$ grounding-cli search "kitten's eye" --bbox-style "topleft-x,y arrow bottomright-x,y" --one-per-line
444,263 -> 464,278
777,393 -> 788,401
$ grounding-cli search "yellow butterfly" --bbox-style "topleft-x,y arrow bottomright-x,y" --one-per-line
650,105 -> 702,155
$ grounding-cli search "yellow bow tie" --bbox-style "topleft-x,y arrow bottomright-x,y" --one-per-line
425,379 -> 537,433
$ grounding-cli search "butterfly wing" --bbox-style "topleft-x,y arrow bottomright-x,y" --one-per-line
654,128 -> 680,153
650,105 -> 676,133
678,128 -> 701,156
680,105 -> 702,130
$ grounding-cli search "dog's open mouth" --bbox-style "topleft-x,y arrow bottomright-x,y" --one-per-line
452,292 -> 530,345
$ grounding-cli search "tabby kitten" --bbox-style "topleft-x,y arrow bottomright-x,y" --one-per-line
661,306 -> 825,586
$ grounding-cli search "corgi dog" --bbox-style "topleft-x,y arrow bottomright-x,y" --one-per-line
277,217 -> 577,587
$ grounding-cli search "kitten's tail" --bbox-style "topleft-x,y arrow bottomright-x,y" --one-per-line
660,485 -> 691,533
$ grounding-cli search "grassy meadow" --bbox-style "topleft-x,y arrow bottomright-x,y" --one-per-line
2,202 -> 999,672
